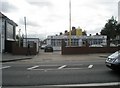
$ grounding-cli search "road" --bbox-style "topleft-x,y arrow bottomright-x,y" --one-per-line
2,58 -> 120,88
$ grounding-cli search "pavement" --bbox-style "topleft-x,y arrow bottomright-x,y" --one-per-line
29,50 -> 111,63
0,49 -> 111,63
1,53 -> 35,63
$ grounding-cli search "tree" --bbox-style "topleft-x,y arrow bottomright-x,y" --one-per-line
82,30 -> 87,36
116,23 -> 120,36
16,34 -> 24,47
116,23 -> 120,44
60,32 -> 63,35
96,33 -> 99,35
100,16 -> 117,46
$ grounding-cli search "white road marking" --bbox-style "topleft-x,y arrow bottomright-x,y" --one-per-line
49,82 -> 120,87
27,65 -> 39,70
27,65 -> 60,71
88,65 -> 93,69
64,67 -> 84,70
39,65 -> 59,66
31,69 -> 52,71
27,64 -> 93,71
0,66 -> 11,69
58,65 -> 67,69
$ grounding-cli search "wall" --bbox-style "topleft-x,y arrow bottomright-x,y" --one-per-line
61,40 -> 120,55
23,38 -> 39,53
0,34 -> 1,53
12,42 -> 37,55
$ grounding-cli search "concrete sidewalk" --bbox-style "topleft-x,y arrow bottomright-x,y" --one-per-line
27,50 -> 111,63
0,50 -> 111,63
1,53 -> 35,63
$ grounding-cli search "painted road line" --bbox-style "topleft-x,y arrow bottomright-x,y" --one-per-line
88,65 -> 93,69
39,65 -> 60,66
49,82 -> 120,87
58,65 -> 67,69
0,66 -> 11,69
65,67 -> 84,70
27,65 -> 39,70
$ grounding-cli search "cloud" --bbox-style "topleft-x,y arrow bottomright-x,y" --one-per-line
19,18 -> 41,27
27,33 -> 47,40
1,1 -> 18,13
2,0 -> 119,38
26,0 -> 53,7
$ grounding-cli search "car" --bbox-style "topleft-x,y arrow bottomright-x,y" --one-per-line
89,44 -> 103,47
110,43 -> 116,47
117,44 -> 120,47
44,45 -> 53,52
41,44 -> 47,49
105,50 -> 120,70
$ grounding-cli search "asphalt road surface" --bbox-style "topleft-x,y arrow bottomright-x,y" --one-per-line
2,58 -> 120,88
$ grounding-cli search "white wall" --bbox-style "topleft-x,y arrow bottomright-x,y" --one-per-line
23,38 -> 39,52
0,34 -> 2,53
53,46 -> 61,51
118,1 -> 120,23
0,18 -> 1,53
0,18 -> 5,53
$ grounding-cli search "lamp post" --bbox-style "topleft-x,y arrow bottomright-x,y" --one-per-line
69,0 -> 72,46
24,17 -> 27,47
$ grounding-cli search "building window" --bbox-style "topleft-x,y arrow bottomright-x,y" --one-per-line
6,22 -> 14,40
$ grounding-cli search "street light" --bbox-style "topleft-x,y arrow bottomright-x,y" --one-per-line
24,17 -> 27,47
69,0 -> 72,46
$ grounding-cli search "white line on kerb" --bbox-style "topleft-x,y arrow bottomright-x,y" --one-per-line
27,65 -> 39,70
0,66 -> 11,69
88,65 -> 93,69
58,65 -> 67,69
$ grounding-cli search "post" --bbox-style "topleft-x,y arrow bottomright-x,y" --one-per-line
24,17 -> 27,47
69,0 -> 71,46
19,29 -> 21,47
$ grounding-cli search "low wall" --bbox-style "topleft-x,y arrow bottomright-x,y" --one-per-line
61,40 -> 120,55
62,46 -> 120,55
12,42 -> 37,55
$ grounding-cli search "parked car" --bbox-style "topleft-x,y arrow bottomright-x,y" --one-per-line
105,50 -> 120,70
41,44 -> 47,49
44,45 -> 53,52
89,44 -> 103,47
110,43 -> 116,47
117,44 -> 120,47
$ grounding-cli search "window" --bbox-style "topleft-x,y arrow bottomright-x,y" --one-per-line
6,22 -> 14,40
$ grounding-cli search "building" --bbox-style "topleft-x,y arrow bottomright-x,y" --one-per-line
65,26 -> 83,36
118,1 -> 120,23
0,12 -> 18,53
46,35 -> 107,50
23,38 -> 40,53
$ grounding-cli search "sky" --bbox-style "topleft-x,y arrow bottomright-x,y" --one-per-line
1,0 -> 120,40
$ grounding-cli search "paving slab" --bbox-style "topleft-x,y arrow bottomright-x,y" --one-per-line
26,50 -> 111,63
1,53 -> 35,63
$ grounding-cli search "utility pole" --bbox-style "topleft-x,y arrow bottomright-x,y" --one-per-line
69,0 -> 72,46
18,29 -> 21,47
24,17 -> 27,47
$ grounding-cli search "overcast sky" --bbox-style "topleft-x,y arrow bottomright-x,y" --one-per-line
1,0 -> 120,39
